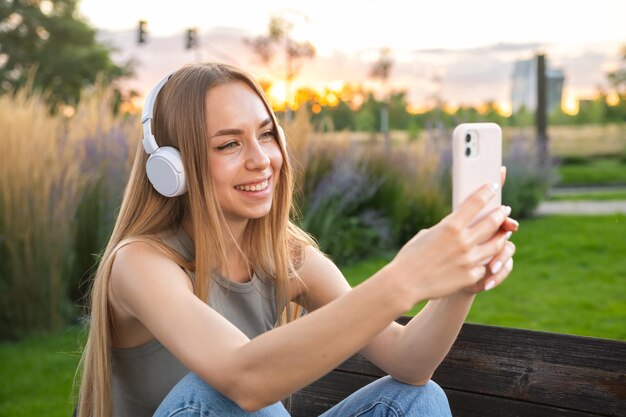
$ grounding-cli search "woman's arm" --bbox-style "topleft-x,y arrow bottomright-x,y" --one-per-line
110,242 -> 413,412
383,244 -> 515,385
109,182 -> 503,411
294,206 -> 516,386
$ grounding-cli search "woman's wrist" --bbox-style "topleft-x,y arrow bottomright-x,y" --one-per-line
439,289 -> 477,305
371,260 -> 418,314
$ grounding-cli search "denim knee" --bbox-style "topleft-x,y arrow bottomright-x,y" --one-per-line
154,373 -> 290,417
319,376 -> 451,417
411,380 -> 450,413
380,377 -> 451,417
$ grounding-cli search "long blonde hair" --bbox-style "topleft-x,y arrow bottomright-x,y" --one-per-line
76,63 -> 315,417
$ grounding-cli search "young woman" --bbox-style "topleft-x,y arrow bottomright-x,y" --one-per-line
76,62 -> 518,417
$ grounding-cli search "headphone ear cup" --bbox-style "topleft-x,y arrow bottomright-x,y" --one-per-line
145,146 -> 187,197
277,125 -> 286,147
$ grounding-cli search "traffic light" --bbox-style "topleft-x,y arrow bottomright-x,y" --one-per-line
186,28 -> 198,49
138,20 -> 147,44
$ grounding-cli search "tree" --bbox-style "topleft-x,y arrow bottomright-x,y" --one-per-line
0,0 -> 131,110
369,48 -> 393,151
246,16 -> 315,113
606,45 -> 626,122
607,45 -> 626,98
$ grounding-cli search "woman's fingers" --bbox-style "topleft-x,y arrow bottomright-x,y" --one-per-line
487,240 -> 516,275
502,217 -> 519,232
501,166 -> 507,187
467,242 -> 515,294
467,205 -> 510,246
448,182 -> 500,227
484,258 -> 514,291
468,230 -> 513,266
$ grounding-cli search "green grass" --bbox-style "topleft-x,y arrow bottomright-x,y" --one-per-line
548,190 -> 626,201
558,158 -> 626,186
2,215 -> 625,417
0,326 -> 83,417
341,215 -> 626,340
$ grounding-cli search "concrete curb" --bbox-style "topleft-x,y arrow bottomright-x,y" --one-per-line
535,200 -> 626,215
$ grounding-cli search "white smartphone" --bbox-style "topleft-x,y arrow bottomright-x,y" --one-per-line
452,123 -> 502,226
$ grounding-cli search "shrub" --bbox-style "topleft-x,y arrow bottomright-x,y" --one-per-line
299,152 -> 391,265
0,84 -> 136,339
66,88 -> 137,305
502,135 -> 555,218
0,89 -> 87,339
364,134 -> 450,245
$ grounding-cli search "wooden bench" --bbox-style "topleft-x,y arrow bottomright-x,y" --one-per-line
290,317 -> 626,416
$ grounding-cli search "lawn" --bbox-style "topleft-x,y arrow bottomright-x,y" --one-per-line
341,214 -> 626,341
557,158 -> 626,186
0,326 -> 83,417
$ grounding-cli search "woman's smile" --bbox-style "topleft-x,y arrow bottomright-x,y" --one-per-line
234,177 -> 270,192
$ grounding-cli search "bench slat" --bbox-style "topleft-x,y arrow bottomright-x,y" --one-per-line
332,320 -> 626,416
291,371 -> 602,417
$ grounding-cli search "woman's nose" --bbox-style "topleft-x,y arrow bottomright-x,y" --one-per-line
244,141 -> 271,171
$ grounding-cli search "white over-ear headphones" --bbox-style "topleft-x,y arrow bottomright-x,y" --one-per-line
141,73 -> 187,197
141,72 -> 287,197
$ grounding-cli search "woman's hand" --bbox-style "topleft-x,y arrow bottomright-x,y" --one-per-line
391,181 -> 510,302
464,165 -> 518,293
390,166 -> 521,302
499,166 -> 519,233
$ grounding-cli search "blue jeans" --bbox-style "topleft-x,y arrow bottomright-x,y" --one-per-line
153,373 -> 452,417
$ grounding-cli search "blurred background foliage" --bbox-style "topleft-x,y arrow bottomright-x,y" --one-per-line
0,81 -> 558,339
0,0 -> 133,111
0,3 -> 624,339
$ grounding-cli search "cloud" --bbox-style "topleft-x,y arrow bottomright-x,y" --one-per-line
96,27 -> 620,105
412,42 -> 544,55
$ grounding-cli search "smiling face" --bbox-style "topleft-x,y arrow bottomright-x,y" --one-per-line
205,81 -> 283,225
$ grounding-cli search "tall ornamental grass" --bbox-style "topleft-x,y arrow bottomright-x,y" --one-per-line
0,89 -> 87,339
0,85 -> 137,339
0,93 -> 552,338
283,111 -> 451,264
66,87 -> 137,305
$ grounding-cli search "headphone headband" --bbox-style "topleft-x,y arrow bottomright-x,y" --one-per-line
141,73 -> 173,155
140,72 -> 187,197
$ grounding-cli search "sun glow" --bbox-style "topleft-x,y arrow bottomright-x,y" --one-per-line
495,100 -> 512,117
563,93 -> 579,115
264,79 -> 352,111
606,92 -> 620,106
406,104 -> 431,115
267,82 -> 289,111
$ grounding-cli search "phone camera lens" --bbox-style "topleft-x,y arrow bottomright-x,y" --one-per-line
465,134 -> 471,143
465,147 -> 471,157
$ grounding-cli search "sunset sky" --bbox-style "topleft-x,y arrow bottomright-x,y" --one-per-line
79,0 -> 626,112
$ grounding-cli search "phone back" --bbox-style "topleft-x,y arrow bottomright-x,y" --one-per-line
452,123 -> 502,223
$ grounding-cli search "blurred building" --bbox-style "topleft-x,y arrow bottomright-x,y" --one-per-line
511,57 -> 564,113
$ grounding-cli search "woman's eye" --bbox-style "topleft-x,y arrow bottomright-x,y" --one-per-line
217,141 -> 238,151
259,131 -> 275,141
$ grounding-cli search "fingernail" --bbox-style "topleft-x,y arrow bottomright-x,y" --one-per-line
491,261 -> 503,274
504,231 -> 513,240
485,280 -> 496,291
502,206 -> 512,216
491,182 -> 500,192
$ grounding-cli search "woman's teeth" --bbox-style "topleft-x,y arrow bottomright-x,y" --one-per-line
235,180 -> 268,192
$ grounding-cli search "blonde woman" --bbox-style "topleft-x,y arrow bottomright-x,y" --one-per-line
76,63 -> 518,417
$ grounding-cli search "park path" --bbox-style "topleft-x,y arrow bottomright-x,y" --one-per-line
535,185 -> 626,215
536,200 -> 626,215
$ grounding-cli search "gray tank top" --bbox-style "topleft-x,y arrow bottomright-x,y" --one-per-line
111,228 -> 280,417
